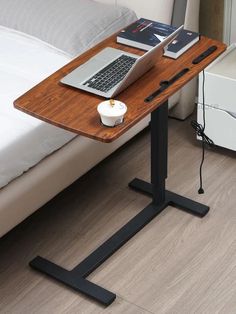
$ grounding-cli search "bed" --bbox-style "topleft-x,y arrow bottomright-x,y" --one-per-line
0,0 -> 200,237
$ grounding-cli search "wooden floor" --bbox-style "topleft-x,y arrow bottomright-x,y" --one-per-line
0,114 -> 236,314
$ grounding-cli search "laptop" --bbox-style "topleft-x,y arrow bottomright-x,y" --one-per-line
60,25 -> 183,98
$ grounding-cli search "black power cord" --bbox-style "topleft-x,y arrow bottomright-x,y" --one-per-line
191,70 -> 214,194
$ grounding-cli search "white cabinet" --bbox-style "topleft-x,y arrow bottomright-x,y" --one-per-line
197,44 -> 236,151
198,105 -> 236,151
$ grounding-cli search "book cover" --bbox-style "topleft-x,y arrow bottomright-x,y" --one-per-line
117,18 -> 199,58
117,18 -> 177,51
164,29 -> 199,59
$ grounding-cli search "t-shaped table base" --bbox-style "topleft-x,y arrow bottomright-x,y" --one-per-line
30,101 -> 209,306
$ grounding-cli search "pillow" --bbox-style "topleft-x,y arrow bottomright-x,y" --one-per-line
0,0 -> 137,56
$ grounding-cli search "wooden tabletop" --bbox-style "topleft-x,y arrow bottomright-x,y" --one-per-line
14,33 -> 226,143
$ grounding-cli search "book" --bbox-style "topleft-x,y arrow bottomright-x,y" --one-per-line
117,18 -> 177,51
164,29 -> 200,59
117,18 -> 199,59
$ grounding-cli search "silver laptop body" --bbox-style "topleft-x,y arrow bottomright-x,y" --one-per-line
60,25 -> 183,98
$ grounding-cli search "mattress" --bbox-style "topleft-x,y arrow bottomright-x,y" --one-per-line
0,0 -> 137,56
0,26 -> 76,188
0,2 -> 137,189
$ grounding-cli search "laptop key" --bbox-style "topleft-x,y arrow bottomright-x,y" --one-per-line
83,55 -> 136,92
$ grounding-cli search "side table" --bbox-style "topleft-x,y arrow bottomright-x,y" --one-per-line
14,32 -> 226,306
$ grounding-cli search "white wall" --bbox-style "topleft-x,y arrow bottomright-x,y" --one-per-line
97,0 -> 175,23
230,0 -> 236,43
224,0 -> 236,44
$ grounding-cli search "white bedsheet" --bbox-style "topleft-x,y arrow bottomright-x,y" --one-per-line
0,26 -> 76,188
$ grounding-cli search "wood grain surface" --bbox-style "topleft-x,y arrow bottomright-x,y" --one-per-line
14,33 -> 226,142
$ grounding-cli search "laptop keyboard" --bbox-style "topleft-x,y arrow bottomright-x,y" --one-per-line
83,55 -> 136,93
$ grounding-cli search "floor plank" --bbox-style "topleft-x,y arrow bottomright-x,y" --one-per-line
0,115 -> 236,314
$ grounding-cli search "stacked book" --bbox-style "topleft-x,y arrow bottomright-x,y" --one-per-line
117,18 -> 200,59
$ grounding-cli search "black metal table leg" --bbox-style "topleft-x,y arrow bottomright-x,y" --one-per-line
129,100 -> 209,218
128,178 -> 209,218
30,100 -> 209,306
